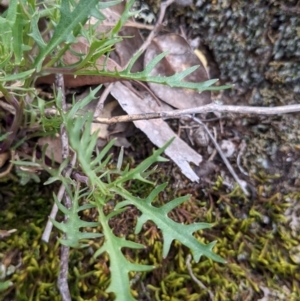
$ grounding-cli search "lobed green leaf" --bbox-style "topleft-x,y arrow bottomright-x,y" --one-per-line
94,209 -> 154,301
0,69 -> 35,82
34,0 -> 99,71
114,183 -> 225,263
51,186 -> 102,249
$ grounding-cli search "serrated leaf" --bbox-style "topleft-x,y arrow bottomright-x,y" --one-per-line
140,51 -> 169,76
10,160 -> 41,167
66,112 -> 109,194
114,139 -> 172,186
28,13 -> 47,50
167,65 -> 200,84
114,184 -> 225,263
6,0 -> 18,25
0,53 -> 12,69
90,8 -> 105,21
94,209 -> 154,301
124,50 -> 144,73
75,68 -> 231,92
34,0 -> 99,71
98,0 -> 122,9
111,0 -> 135,36
0,18 -> 12,55
51,185 -> 102,248
44,158 -> 70,185
11,4 -> 25,64
0,69 -> 35,82
0,132 -> 10,142
93,140 -> 115,166
71,37 -> 120,70
78,203 -> 96,211
64,88 -> 130,195
67,86 -> 101,119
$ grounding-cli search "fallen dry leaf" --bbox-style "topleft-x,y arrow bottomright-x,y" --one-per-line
112,26 -> 144,72
110,82 -> 203,182
144,33 -> 211,109
38,135 -> 65,163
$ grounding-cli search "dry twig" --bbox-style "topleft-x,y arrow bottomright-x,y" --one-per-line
3,101 -> 300,123
92,103 -> 300,124
191,115 -> 250,196
55,73 -> 72,301
186,254 -> 214,300
105,21 -> 154,30
41,154 -> 77,243
94,83 -> 115,117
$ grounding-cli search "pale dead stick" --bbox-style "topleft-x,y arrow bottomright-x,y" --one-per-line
92,102 -> 300,197
41,183 -> 64,242
92,103 -> 300,124
93,82 -> 115,117
41,141 -> 77,243
4,100 -> 300,124
191,115 -> 249,196
104,21 -> 154,30
186,254 -> 214,300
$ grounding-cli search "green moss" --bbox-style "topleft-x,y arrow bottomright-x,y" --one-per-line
1,161 -> 299,300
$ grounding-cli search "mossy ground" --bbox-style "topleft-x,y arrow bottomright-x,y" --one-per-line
1,144 -> 299,300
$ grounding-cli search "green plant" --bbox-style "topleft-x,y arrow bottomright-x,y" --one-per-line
0,0 -> 226,300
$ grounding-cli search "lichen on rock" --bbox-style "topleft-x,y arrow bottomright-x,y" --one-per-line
166,0 -> 300,105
